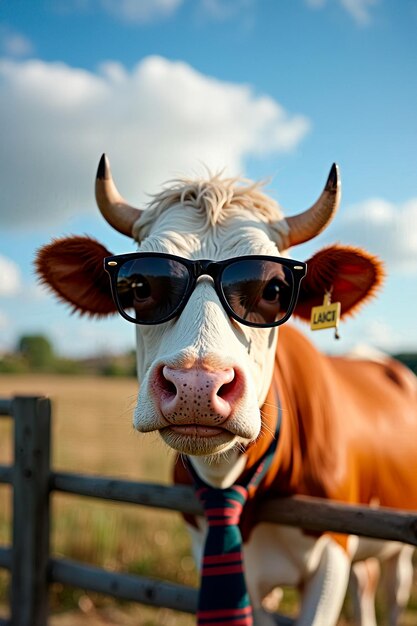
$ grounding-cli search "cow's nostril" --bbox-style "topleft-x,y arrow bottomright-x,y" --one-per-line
217,377 -> 237,399
158,367 -> 178,400
164,379 -> 177,397
216,369 -> 243,407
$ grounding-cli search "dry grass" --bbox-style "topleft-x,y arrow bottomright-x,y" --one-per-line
0,374 -> 195,625
0,374 -> 416,625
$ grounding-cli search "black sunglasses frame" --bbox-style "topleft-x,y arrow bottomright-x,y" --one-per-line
104,252 -> 307,328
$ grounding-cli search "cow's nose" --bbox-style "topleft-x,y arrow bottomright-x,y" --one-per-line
154,365 -> 243,425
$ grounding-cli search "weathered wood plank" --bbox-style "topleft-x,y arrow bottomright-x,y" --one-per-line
0,547 -> 12,570
49,557 -> 198,614
0,398 -> 12,416
258,496 -> 417,547
51,471 -> 198,512
0,547 -> 12,569
11,396 -> 51,626
0,399 -> 12,626
0,465 -> 12,485
51,471 -> 417,546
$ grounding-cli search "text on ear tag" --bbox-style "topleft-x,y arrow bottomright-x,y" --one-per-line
310,292 -> 341,335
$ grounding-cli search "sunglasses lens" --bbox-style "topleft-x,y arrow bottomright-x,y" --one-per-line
115,257 -> 190,323
221,259 -> 294,326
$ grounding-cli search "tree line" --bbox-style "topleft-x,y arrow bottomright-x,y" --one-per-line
0,333 -> 416,378
0,334 -> 137,377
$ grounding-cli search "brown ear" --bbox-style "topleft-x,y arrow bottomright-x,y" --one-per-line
35,236 -> 117,316
294,245 -> 385,321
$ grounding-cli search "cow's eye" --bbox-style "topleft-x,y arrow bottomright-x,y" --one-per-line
132,276 -> 151,301
262,279 -> 281,302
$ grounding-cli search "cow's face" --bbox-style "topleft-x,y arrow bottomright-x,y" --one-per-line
36,156 -> 383,460
96,158 -> 341,460
131,191 -> 285,456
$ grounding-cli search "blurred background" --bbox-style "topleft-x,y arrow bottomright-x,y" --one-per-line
0,0 -> 416,624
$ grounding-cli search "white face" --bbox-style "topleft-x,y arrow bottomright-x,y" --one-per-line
132,201 -> 284,458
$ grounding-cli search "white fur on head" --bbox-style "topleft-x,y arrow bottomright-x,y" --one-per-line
132,174 -> 286,247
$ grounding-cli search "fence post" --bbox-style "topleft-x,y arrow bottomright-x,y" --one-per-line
11,396 -> 51,626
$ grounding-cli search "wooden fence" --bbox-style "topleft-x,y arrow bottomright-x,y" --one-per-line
1,395 -> 417,626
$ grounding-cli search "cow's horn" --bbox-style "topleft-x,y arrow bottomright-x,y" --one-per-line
95,154 -> 143,237
285,163 -> 341,247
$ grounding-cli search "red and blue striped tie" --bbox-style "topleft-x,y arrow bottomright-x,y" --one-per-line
196,484 -> 253,625
187,411 -> 281,626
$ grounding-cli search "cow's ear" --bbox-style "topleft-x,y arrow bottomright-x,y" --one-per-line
35,236 -> 117,316
293,245 -> 385,321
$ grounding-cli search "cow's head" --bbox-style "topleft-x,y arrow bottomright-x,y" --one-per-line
36,155 -> 383,458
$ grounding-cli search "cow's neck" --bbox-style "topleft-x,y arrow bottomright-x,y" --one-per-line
272,325 -> 344,499
188,450 -> 247,489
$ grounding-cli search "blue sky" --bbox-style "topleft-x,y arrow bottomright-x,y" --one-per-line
0,0 -> 416,357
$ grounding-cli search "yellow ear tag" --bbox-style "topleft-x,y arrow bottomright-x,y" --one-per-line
310,291 -> 341,339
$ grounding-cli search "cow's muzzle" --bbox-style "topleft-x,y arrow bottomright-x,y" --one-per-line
149,360 -> 248,455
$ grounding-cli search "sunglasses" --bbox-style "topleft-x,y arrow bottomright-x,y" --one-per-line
104,252 -> 307,328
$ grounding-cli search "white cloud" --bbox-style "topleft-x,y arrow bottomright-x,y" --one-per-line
54,0 -> 254,23
305,0 -> 378,25
200,0 -> 254,21
0,55 -> 310,228
354,319 -> 401,352
0,27 -> 34,57
341,315 -> 417,355
100,0 -> 184,23
340,0 -> 377,25
0,256 -> 22,296
328,197 -> 417,273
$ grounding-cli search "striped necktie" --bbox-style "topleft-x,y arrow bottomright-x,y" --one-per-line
196,483 -> 252,625
186,414 -> 281,626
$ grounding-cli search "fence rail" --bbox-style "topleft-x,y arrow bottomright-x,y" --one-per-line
0,399 -> 12,416
1,394 -> 417,625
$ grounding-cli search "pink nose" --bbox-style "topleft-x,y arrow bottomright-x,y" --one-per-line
153,365 -> 243,426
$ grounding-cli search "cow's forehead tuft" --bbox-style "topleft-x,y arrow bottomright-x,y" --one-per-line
133,174 -> 284,242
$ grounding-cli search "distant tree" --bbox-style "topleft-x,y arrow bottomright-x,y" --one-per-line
17,334 -> 55,371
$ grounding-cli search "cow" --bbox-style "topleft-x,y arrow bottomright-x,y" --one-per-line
36,155 -> 417,626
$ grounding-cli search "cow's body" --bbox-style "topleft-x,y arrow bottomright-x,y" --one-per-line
176,323 -> 417,520
36,157 -> 417,625
175,324 -> 417,625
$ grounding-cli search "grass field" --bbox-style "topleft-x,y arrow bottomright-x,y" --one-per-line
0,374 -> 416,625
